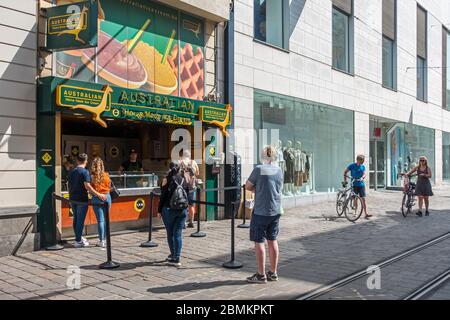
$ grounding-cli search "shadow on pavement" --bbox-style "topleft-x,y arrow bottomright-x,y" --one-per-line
147,280 -> 246,294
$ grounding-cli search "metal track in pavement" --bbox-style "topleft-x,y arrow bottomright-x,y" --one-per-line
296,232 -> 450,300
403,269 -> 450,300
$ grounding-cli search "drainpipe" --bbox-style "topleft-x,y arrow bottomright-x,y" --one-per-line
225,0 -> 234,131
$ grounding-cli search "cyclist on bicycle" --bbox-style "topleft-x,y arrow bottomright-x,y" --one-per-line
343,155 -> 372,219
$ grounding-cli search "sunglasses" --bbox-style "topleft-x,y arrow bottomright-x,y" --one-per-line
420,160 -> 426,162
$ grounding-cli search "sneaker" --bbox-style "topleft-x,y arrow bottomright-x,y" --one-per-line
416,211 -> 423,217
187,221 -> 195,228
266,271 -> 279,282
246,273 -> 267,284
426,211 -> 430,217
167,258 -> 181,267
165,255 -> 173,262
74,240 -> 89,248
96,240 -> 106,248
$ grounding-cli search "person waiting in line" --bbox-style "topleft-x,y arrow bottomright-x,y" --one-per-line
119,148 -> 144,188
90,157 -> 112,248
402,156 -> 433,217
344,155 -> 372,219
68,153 -> 107,248
158,162 -> 190,268
179,149 -> 200,228
245,146 -> 284,284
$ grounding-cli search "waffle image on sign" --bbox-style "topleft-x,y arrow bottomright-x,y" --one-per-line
132,41 -> 178,95
167,43 -> 204,100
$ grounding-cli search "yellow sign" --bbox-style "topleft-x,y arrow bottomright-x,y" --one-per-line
56,84 -> 113,128
134,198 -> 146,213
200,104 -> 232,137
42,153 -> 52,164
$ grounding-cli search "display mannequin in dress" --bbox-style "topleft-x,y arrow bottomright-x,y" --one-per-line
283,140 -> 295,196
294,141 -> 305,195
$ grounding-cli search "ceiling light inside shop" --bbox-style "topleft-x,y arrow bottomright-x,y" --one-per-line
269,97 -> 275,108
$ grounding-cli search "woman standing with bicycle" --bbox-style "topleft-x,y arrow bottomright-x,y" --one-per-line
404,156 -> 433,217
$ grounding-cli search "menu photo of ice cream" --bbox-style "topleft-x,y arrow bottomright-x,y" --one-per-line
54,0 -> 205,101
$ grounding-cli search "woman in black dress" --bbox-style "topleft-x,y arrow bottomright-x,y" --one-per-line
405,156 -> 433,217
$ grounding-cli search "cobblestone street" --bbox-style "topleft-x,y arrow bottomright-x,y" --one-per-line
1,188 -> 450,300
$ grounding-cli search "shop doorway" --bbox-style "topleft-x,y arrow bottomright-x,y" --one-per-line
369,140 -> 386,190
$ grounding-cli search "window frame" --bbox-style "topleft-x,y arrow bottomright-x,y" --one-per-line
332,4 -> 354,75
381,0 -> 397,91
253,0 -> 290,51
416,5 -> 428,102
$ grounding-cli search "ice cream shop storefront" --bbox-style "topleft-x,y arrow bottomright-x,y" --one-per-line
36,0 -> 231,246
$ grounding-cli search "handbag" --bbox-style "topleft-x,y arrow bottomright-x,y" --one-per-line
110,179 -> 121,200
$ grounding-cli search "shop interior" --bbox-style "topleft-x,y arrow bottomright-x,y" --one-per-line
59,112 -> 205,193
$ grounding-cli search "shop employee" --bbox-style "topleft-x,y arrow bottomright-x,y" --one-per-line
119,149 -> 144,174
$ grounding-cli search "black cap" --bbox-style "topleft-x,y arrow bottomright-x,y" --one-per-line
129,148 -> 137,155
77,153 -> 88,162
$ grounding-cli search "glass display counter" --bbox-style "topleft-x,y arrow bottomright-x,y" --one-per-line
60,172 -> 162,239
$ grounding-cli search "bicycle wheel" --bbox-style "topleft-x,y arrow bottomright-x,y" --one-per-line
345,195 -> 364,222
401,193 -> 411,218
336,191 -> 346,217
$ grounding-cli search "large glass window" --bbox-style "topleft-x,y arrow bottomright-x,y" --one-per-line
254,91 -> 354,195
382,36 -> 395,89
332,7 -> 351,73
254,0 -> 288,49
387,123 -> 435,187
417,57 -> 427,101
443,132 -> 450,182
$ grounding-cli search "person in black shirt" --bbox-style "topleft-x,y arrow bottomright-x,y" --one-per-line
158,162 -> 190,267
119,149 -> 144,188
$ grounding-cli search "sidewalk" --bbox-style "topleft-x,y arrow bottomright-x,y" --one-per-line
1,187 -> 450,300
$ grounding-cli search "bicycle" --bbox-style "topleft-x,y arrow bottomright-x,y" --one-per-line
336,176 -> 364,223
400,173 -> 418,218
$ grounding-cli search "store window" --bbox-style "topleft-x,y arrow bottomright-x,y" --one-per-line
254,0 -> 289,49
254,91 -> 354,196
443,132 -> 450,182
332,1 -> 353,74
387,123 -> 435,187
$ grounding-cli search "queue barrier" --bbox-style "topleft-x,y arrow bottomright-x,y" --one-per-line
51,193 -> 120,270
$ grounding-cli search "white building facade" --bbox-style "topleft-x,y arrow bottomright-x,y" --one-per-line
233,0 -> 450,208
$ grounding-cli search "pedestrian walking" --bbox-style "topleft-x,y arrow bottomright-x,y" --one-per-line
68,153 -> 106,248
245,146 -> 283,284
90,157 -> 112,248
158,162 -> 190,267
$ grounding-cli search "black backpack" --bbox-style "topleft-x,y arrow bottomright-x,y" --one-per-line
170,178 -> 189,210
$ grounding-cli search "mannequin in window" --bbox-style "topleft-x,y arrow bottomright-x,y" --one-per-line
283,140 -> 295,196
294,141 -> 306,195
275,140 -> 286,174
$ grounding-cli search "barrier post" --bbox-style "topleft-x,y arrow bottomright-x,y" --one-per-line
141,192 -> 158,248
238,184 -> 250,229
191,186 -> 206,238
46,193 -> 64,251
223,201 -> 243,269
99,202 -> 120,269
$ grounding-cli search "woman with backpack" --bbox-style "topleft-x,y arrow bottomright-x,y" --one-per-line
158,161 -> 190,267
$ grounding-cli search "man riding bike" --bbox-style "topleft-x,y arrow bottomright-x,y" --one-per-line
343,155 -> 372,219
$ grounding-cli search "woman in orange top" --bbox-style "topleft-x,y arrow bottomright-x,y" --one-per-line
90,157 -> 111,248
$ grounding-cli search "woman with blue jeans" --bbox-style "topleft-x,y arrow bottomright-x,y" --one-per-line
90,157 -> 112,248
158,162 -> 189,267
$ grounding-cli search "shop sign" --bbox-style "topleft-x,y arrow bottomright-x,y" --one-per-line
53,78 -> 232,134
46,0 -> 98,51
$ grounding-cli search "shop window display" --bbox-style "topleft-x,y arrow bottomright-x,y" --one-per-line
387,123 -> 435,187
254,91 -> 354,196
442,132 -> 450,182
